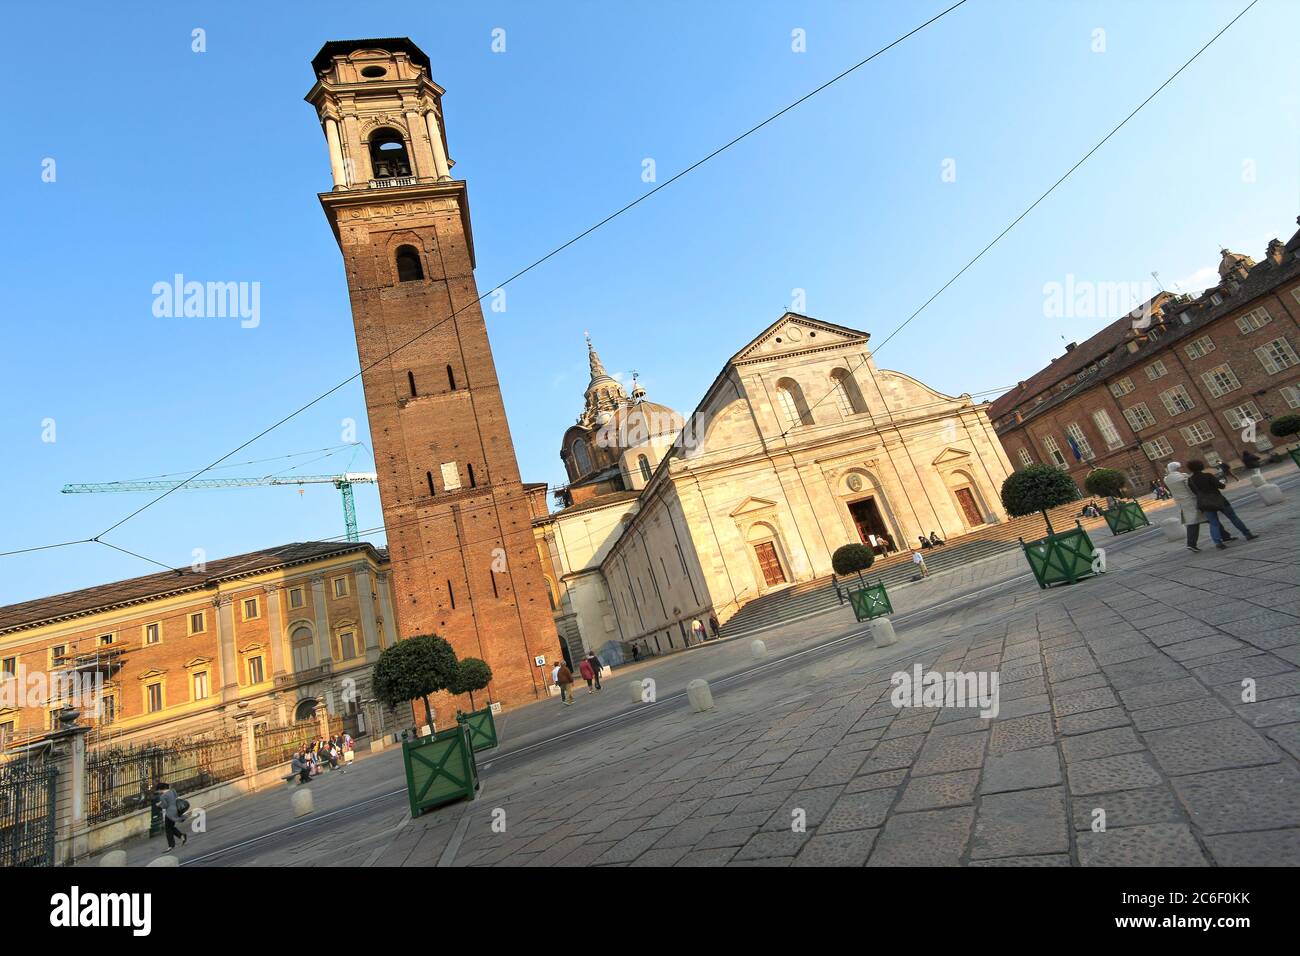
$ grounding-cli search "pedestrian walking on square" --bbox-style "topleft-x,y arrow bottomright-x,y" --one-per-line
154,781 -> 188,851
578,656 -> 597,694
1187,459 -> 1257,549
1164,461 -> 1206,552
708,613 -> 720,636
584,651 -> 603,690
912,550 -> 929,578
556,662 -> 574,705
691,618 -> 705,644
1216,460 -> 1237,483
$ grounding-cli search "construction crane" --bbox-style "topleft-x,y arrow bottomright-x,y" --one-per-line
61,473 -> 379,542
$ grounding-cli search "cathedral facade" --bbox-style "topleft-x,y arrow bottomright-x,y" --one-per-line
535,313 -> 1015,661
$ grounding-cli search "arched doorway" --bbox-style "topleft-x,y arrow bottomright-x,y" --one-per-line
837,470 -> 904,556
294,698 -> 318,722
745,521 -> 791,591
946,469 -> 990,530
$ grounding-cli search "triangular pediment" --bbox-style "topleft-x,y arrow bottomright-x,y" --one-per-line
932,447 -> 972,466
136,668 -> 166,682
729,496 -> 778,518
184,657 -> 213,670
730,313 -> 870,365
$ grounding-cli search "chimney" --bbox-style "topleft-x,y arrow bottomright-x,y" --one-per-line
1064,342 -> 1077,353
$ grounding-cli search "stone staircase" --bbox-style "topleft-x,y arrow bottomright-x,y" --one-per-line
714,497 -> 1152,642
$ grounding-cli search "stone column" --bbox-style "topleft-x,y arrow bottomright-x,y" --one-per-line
216,595 -> 238,702
234,712 -> 257,780
354,562 -> 381,659
47,719 -> 92,865
425,111 -> 452,181
376,571 -> 398,650
310,575 -> 333,668
405,108 -> 435,179
264,584 -> 288,679
324,117 -> 348,188
315,696 -> 330,738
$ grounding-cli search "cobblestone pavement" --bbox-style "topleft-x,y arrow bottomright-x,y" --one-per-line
105,472 -> 1300,867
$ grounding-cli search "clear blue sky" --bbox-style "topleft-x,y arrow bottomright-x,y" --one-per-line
2,0 -> 1296,605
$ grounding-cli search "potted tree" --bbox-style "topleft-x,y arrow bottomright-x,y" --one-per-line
1001,465 -> 1097,589
1270,414 -> 1300,469
1084,467 -> 1150,535
832,543 -> 892,621
450,658 -> 498,751
373,635 -> 479,816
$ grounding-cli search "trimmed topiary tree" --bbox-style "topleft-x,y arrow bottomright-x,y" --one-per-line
1001,464 -> 1080,536
1083,467 -> 1128,500
372,634 -> 459,735
832,543 -> 875,576
1270,413 -> 1300,446
448,657 -> 493,711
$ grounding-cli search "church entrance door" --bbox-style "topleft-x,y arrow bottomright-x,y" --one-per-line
848,497 -> 892,554
955,487 -> 984,527
753,541 -> 786,587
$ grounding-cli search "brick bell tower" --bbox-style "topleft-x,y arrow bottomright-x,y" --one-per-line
306,38 -> 555,715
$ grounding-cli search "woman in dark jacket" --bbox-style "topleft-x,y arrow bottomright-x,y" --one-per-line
1186,460 -> 1257,549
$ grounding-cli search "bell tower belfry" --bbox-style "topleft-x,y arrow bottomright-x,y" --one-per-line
305,38 -> 555,713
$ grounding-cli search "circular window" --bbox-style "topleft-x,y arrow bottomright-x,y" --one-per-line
361,66 -> 387,78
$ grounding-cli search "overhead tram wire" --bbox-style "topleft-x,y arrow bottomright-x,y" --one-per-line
79,1 -> 970,544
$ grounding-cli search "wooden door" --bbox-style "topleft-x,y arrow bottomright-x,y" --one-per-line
955,487 -> 984,526
753,541 -> 786,587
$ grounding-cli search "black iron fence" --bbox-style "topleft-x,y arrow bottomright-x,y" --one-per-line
253,720 -> 319,771
85,734 -> 244,825
0,758 -> 57,867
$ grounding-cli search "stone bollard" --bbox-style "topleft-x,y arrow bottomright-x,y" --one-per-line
1249,470 -> 1266,488
147,854 -> 179,867
1159,516 -> 1184,542
687,679 -> 715,713
630,679 -> 645,703
870,617 -> 898,649
1258,482 -> 1285,505
750,639 -> 767,660
291,787 -> 314,818
99,850 -> 127,867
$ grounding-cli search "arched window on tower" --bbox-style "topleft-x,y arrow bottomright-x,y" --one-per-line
638,454 -> 652,483
407,371 -> 418,397
395,245 -> 423,282
369,127 -> 412,179
446,364 -> 456,390
830,368 -> 868,417
775,378 -> 814,429
572,438 -> 592,475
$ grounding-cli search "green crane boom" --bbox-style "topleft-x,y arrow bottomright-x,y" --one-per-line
61,473 -> 379,542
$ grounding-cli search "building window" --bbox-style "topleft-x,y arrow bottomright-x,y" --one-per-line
144,622 -> 161,645
1108,377 -> 1135,398
1065,423 -> 1094,460
1159,385 -> 1195,416
1180,421 -> 1215,446
291,626 -> 315,672
829,368 -> 867,417
193,671 -> 210,701
370,128 -> 413,178
394,245 -> 424,282
1224,402 -> 1263,430
338,631 -> 357,661
440,461 -> 462,492
189,611 -> 206,635
1122,403 -> 1156,432
1210,293 -> 1224,306
247,656 -> 265,685
774,378 -> 813,428
1145,360 -> 1168,381
638,454 -> 652,482
288,587 -> 304,609
1255,337 -> 1298,375
1092,409 -> 1124,450
1040,435 -> 1068,468
1282,385 -> 1300,409
332,576 -> 350,599
146,682 -> 164,713
1236,306 -> 1272,334
1185,336 -> 1215,360
571,440 -> 592,476
2,656 -> 16,679
98,632 -> 115,647
1017,448 -> 1034,468
1141,436 -> 1174,460
0,720 -> 14,744
99,695 -> 116,725
242,597 -> 259,620
50,645 -> 68,668
1200,364 -> 1242,398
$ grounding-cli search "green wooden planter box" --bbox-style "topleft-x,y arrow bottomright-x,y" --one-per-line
1019,522 -> 1098,590
456,706 -> 499,752
402,724 -> 479,818
1101,499 -> 1150,535
847,580 -> 893,622
1290,447 -> 1300,470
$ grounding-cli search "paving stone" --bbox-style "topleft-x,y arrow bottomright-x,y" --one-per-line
1060,726 -> 1144,763
674,847 -> 738,867
1118,678 -> 1209,710
1265,723 -> 1300,761
1234,695 -> 1300,728
792,828 -> 879,866
970,788 -> 1068,859
883,712 -> 938,738
1143,717 -> 1278,776
762,785 -> 844,832
866,807 -> 973,867
1163,635 -> 1246,662
1068,752 -> 1164,795
897,770 -> 980,812
1102,655 -> 1188,690
1077,824 -> 1208,866
997,695 -> 1051,719
1172,763 -> 1300,834
989,713 -> 1055,754
1204,828 -> 1300,866
1129,696 -> 1233,731
1070,786 -> 1183,831
981,745 -> 1061,794
1000,676 -> 1049,701
858,733 -> 927,772
595,828 -> 665,864
1053,687 -> 1120,717
969,854 -> 1071,867
1218,670 -> 1300,703
732,829 -> 811,860
913,732 -> 988,777
820,788 -> 897,833
694,825 -> 758,849
844,768 -> 909,793
1057,706 -> 1132,736
1046,673 -> 1109,696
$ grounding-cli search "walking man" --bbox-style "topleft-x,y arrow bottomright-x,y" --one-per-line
578,655 -> 597,694
556,661 -> 575,706
1187,459 -> 1257,549
154,781 -> 188,852
584,651 -> 604,690
690,618 -> 705,644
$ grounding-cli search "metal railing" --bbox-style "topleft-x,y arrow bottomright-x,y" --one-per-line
85,734 -> 244,825
253,720 -> 318,771
0,758 -> 57,867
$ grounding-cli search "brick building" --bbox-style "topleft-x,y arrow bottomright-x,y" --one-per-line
990,224 -> 1300,489
305,39 -> 559,719
0,542 -> 405,751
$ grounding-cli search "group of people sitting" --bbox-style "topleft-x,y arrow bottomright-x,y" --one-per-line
290,733 -> 354,784
915,532 -> 945,549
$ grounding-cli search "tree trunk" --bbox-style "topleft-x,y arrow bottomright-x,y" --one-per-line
421,695 -> 434,735
1042,509 -> 1055,537
468,690 -> 476,710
